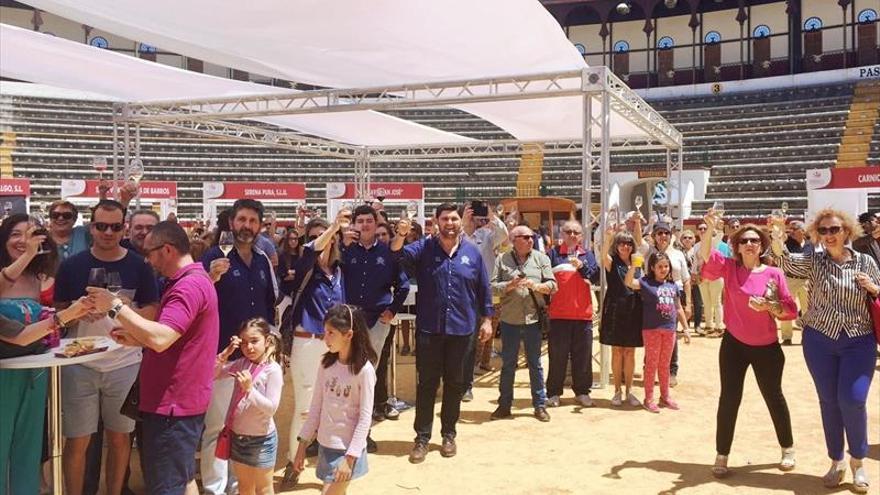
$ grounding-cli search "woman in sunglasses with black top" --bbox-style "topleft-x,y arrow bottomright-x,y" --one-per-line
770,208 -> 879,493
47,200 -> 90,261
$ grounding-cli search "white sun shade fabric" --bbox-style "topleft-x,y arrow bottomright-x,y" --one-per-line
0,24 -> 474,147
18,0 -> 654,142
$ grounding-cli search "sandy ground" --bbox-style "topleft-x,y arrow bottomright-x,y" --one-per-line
129,328 -> 879,494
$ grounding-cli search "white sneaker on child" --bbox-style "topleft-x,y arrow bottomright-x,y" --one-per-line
610,391 -> 623,407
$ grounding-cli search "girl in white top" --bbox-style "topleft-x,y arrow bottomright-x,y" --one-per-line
294,304 -> 377,494
216,317 -> 283,495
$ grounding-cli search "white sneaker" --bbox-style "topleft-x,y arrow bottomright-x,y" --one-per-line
545,395 -> 560,408
610,391 -> 623,407
779,447 -> 795,471
626,393 -> 642,407
575,394 -> 594,407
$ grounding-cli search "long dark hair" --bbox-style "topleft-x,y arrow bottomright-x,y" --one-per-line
279,227 -> 302,267
210,208 -> 232,247
321,304 -> 377,374
0,214 -> 57,277
646,251 -> 674,283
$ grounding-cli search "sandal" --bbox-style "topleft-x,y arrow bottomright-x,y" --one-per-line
822,460 -> 846,488
712,454 -> 729,478
851,459 -> 869,494
779,447 -> 795,471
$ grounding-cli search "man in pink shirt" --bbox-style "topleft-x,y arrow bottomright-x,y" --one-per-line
88,221 -> 219,495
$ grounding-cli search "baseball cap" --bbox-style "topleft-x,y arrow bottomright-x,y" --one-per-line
652,222 -> 672,233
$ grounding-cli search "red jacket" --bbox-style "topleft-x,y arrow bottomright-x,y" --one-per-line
547,245 -> 596,321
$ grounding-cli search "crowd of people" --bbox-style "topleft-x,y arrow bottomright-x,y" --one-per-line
1,191 -> 878,495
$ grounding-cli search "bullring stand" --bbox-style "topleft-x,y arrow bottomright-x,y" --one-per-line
111,66 -> 684,389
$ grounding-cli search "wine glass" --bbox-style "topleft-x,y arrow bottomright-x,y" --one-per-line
780,201 -> 789,215
3,201 -> 12,219
128,158 -> 145,186
106,272 -> 123,296
29,213 -> 52,255
607,207 -> 619,227
218,231 -> 234,257
92,156 -> 108,179
495,203 -> 505,216
634,195 -> 643,211
406,201 -> 419,220
712,200 -> 725,217
88,267 -> 107,289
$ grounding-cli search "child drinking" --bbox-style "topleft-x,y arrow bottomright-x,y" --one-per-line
294,304 -> 377,494
625,252 -> 690,413
215,318 -> 283,495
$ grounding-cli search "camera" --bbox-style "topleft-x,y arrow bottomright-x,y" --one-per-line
470,200 -> 489,218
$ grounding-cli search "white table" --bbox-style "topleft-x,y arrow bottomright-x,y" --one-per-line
0,337 -> 122,495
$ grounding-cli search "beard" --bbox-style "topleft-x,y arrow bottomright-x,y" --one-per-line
234,227 -> 256,244
439,225 -> 460,239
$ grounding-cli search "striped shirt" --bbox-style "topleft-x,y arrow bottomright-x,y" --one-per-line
777,248 -> 880,339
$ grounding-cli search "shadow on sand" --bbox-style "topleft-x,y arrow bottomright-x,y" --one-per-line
604,459 -> 856,495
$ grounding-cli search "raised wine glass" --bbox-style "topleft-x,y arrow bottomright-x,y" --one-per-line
780,201 -> 789,215
88,267 -> 107,289
128,158 -> 145,186
106,272 -> 123,296
218,231 -> 235,257
712,200 -> 725,217
91,156 -> 108,179
634,195 -> 643,211
405,201 -> 419,220
29,213 -> 52,255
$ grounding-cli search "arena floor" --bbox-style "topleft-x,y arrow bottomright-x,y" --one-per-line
265,329 -> 880,495
120,329 -> 880,494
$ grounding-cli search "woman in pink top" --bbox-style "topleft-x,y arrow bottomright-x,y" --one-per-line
699,211 -> 797,479
294,304 -> 376,494
215,318 -> 283,495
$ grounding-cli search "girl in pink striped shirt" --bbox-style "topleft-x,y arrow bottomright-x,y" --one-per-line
294,304 -> 377,494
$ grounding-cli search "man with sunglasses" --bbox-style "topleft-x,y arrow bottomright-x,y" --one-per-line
779,221 -> 813,345
854,211 -> 880,266
53,199 -> 160,495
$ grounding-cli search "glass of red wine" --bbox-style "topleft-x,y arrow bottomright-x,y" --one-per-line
88,268 -> 107,289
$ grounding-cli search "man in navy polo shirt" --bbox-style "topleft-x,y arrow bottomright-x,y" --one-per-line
391,203 -> 493,464
342,205 -> 410,426
199,198 -> 277,495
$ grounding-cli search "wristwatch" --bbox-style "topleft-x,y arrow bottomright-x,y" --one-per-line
108,300 -> 125,319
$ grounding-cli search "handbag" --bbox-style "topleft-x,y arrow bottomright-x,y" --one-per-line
528,288 -> 551,336
120,378 -> 141,421
215,362 -> 268,460
279,266 -> 314,357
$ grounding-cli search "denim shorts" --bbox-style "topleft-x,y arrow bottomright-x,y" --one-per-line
316,445 -> 368,483
230,429 -> 277,469
141,412 -> 204,495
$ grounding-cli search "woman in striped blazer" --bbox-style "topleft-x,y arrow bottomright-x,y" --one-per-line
771,208 -> 880,494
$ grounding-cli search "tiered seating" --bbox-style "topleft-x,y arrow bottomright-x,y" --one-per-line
3,81 -> 879,220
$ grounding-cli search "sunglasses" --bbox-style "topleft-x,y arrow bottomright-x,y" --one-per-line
307,235 -> 319,241
654,231 -> 671,236
738,238 -> 761,245
817,226 -> 843,236
697,226 -> 707,231
93,222 -> 124,233
562,229 -> 582,235
50,211 -> 75,220
617,242 -> 634,248
513,235 -> 533,240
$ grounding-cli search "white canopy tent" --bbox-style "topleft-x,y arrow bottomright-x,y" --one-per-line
1,0 -> 683,406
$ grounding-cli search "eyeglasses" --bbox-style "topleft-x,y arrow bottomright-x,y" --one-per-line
738,238 -> 761,245
93,222 -> 124,233
562,229 -> 581,235
50,211 -> 75,220
697,226 -> 707,231
817,226 -> 843,236
144,243 -> 167,255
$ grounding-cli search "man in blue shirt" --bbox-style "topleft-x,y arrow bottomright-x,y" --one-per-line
200,198 -> 277,495
391,203 -> 493,464
342,205 -> 410,425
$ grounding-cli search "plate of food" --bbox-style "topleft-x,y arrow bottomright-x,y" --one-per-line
55,337 -> 109,358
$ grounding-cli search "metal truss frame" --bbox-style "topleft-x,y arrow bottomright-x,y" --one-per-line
112,65 -> 684,388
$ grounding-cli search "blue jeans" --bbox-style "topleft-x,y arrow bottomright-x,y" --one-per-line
498,322 -> 547,409
802,327 -> 876,460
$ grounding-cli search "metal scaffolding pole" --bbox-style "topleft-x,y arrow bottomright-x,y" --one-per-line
135,124 -> 142,209
111,120 -> 119,198
597,89 -> 612,388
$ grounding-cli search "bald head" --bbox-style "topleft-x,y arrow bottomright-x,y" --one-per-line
510,225 -> 535,256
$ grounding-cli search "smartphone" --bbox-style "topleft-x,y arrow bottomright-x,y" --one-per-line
471,200 -> 489,217
516,271 -> 526,279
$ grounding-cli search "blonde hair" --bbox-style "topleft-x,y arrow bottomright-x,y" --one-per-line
806,208 -> 863,243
